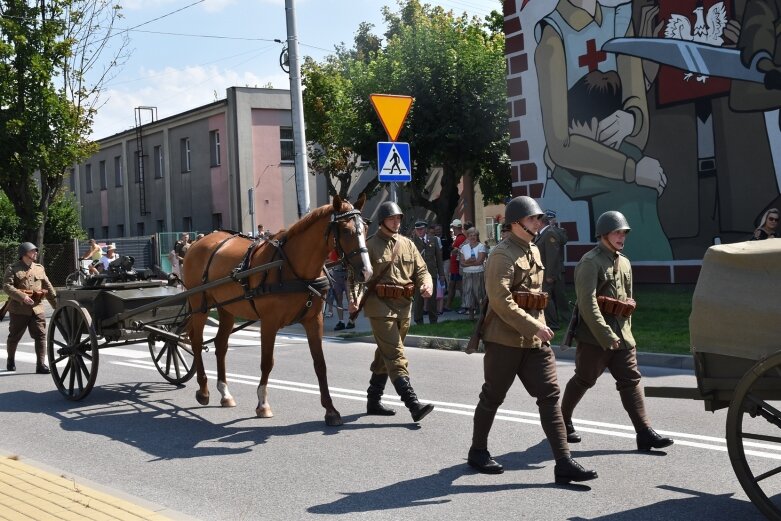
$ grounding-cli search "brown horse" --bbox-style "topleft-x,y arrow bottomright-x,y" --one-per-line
181,195 -> 371,426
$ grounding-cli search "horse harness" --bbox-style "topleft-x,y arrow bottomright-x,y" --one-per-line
196,209 -> 367,326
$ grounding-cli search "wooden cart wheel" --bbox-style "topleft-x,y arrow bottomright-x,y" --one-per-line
727,351 -> 781,521
148,322 -> 196,384
47,300 -> 99,401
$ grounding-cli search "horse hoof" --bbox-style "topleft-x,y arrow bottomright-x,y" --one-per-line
196,391 -> 210,406
220,397 -> 237,407
325,413 -> 343,427
256,406 -> 274,418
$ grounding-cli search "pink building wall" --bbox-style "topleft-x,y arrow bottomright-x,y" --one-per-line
250,109 -> 289,233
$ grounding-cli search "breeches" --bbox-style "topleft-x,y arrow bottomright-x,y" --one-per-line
7,312 -> 47,363
369,317 -> 410,382
572,341 -> 642,391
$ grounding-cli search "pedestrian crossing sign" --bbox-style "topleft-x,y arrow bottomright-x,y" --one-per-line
378,142 -> 412,182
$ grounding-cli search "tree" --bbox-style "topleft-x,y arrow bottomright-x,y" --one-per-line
0,0 -> 128,250
302,0 -> 509,226
44,188 -> 85,242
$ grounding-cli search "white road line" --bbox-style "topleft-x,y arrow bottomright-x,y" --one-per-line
110,359 -> 781,459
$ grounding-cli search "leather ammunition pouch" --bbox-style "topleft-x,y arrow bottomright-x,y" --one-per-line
512,291 -> 548,310
375,283 -> 415,299
22,289 -> 48,305
597,295 -> 636,317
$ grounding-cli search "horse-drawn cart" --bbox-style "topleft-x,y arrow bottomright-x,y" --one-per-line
644,240 -> 781,520
48,256 -> 283,401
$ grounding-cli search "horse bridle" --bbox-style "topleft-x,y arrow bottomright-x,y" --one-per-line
326,208 -> 368,268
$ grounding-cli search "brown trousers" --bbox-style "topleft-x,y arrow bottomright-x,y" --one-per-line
472,341 -> 569,460
369,316 -> 411,382
561,341 -> 650,432
7,312 -> 47,366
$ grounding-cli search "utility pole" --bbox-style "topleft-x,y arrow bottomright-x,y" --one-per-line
284,0 -> 310,217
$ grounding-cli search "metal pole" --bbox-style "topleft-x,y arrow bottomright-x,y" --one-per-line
284,0 -> 310,217
248,188 -> 256,236
389,183 -> 397,203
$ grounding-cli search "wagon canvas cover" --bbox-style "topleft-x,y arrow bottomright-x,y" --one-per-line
690,240 -> 781,360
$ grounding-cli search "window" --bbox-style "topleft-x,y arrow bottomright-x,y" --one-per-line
210,130 -> 221,166
280,127 -> 294,162
102,225 -> 109,238
136,222 -> 145,236
85,164 -> 93,193
88,227 -> 95,238
181,138 -> 191,172
117,224 -> 124,237
114,156 -> 123,187
183,216 -> 192,231
154,146 -> 164,179
156,219 -> 165,233
99,161 -> 107,190
485,217 -> 496,241
212,213 -> 222,230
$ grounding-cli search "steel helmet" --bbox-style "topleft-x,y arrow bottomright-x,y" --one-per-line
18,242 -> 38,258
505,196 -> 543,224
595,211 -> 631,237
377,201 -> 403,221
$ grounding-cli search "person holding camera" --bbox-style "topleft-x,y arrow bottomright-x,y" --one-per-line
3,242 -> 57,373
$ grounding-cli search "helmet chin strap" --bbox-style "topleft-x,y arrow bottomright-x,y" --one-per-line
381,220 -> 399,234
520,221 -> 537,238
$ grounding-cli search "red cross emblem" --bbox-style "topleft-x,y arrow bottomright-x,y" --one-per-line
578,39 -> 607,72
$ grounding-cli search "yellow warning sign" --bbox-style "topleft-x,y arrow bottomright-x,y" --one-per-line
369,94 -> 413,142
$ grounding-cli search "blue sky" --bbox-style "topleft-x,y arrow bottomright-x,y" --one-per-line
93,0 -> 500,138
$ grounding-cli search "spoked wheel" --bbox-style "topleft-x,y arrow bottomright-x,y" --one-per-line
47,300 -> 99,401
65,270 -> 86,288
148,322 -> 196,384
727,351 -> 781,521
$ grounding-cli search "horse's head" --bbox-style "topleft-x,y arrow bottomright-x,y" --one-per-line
329,193 -> 373,283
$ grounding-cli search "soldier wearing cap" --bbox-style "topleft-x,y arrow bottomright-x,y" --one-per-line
351,201 -> 435,422
561,211 -> 673,452
537,210 -> 568,330
3,242 -> 57,373
412,219 -> 444,324
467,196 -> 597,484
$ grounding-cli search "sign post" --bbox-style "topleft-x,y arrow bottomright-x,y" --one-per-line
370,94 -> 414,203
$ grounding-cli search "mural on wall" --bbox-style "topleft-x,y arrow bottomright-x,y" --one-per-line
518,0 -> 781,261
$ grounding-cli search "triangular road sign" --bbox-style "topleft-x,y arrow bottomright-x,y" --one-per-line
370,94 -> 413,142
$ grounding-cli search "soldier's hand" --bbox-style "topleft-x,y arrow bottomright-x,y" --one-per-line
23,296 -> 34,306
348,300 -> 358,314
420,283 -> 433,298
611,339 -> 621,350
536,326 -> 554,342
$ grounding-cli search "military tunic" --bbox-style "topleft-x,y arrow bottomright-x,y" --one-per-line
538,224 -> 568,328
3,260 -> 57,366
472,232 -> 569,460
412,234 -> 443,324
364,231 -> 431,381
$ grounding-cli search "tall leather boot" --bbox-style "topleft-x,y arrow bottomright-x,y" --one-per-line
392,376 -> 434,422
6,344 -> 16,372
366,373 -> 396,416
561,378 -> 588,443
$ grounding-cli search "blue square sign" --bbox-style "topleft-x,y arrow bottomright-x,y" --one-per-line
378,142 -> 412,182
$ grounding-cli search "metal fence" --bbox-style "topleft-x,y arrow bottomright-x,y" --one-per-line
157,232 -> 200,273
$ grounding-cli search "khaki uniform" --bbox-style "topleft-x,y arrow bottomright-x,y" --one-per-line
412,234 -> 443,324
537,225 -> 568,328
472,233 -> 569,460
364,231 -> 431,381
3,260 -> 57,366
561,241 -> 650,432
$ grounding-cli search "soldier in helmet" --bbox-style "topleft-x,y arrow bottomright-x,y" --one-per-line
3,242 -> 57,373
351,201 -> 435,422
561,211 -> 673,452
466,196 -> 598,485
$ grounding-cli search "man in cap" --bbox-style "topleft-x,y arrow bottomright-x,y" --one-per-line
466,196 -> 597,484
446,219 -> 466,312
3,242 -> 57,373
99,243 -> 119,272
537,210 -> 568,330
412,220 -> 444,325
351,201 -> 435,422
561,211 -> 673,452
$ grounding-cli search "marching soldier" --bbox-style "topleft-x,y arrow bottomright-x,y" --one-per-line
561,211 -> 673,452
467,196 -> 597,484
3,242 -> 57,373
412,220 -> 444,325
537,210 -> 568,330
351,201 -> 435,422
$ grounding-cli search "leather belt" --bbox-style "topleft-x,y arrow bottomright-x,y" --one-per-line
375,283 -> 415,299
597,296 -> 636,317
512,291 -> 548,310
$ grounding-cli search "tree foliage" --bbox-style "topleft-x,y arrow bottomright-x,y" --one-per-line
302,0 -> 509,225
0,0 -> 128,247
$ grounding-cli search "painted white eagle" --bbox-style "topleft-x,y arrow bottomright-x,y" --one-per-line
664,2 -> 727,83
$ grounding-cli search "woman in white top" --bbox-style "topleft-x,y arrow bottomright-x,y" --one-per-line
459,227 -> 487,319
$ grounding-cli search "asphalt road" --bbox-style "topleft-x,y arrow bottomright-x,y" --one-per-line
0,319 -> 772,521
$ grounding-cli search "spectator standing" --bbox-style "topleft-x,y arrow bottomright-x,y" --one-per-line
3,242 -> 58,373
174,233 -> 191,268
752,208 -> 780,240
430,224 -> 446,315
328,249 -> 355,331
412,220 -> 445,325
447,219 -> 466,312
459,228 -> 487,320
537,210 -> 569,330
